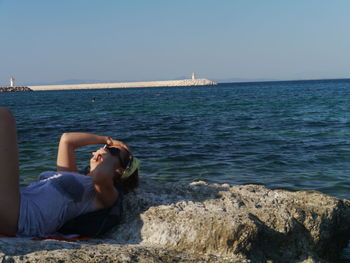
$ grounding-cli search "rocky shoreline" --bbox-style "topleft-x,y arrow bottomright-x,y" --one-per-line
1,179 -> 350,262
0,86 -> 33,92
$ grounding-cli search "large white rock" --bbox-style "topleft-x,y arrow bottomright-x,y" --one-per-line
1,179 -> 350,262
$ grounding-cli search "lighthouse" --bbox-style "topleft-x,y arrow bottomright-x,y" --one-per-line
192,72 -> 196,80
10,77 -> 15,87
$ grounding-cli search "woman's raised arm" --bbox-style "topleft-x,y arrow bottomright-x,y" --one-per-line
57,132 -> 109,172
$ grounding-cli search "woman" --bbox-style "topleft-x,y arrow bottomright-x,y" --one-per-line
0,107 -> 140,237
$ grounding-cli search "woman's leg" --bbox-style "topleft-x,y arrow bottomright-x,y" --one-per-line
0,107 -> 20,235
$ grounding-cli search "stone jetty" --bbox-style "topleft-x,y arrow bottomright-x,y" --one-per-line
1,178 -> 350,262
29,78 -> 217,91
0,86 -> 32,92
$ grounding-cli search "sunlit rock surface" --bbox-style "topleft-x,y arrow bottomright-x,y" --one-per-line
1,179 -> 350,263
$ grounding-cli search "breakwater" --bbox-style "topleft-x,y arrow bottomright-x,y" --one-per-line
0,86 -> 32,92
29,78 -> 217,91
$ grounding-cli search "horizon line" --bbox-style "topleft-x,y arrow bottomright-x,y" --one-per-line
5,76 -> 350,87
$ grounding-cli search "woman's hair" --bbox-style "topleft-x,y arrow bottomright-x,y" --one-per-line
113,169 -> 139,193
113,150 -> 139,193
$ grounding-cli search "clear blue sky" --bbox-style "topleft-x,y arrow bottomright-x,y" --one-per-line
1,0 -> 349,85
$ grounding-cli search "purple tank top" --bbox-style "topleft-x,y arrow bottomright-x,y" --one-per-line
17,171 -> 97,237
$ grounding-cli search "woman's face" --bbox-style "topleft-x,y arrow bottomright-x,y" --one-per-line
89,147 -> 121,173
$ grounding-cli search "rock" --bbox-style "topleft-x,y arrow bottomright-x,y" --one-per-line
1,179 -> 350,263
0,86 -> 33,92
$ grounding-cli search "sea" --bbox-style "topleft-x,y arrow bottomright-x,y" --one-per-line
2,79 -> 350,259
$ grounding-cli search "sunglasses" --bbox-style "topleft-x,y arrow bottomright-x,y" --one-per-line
103,145 -> 121,156
103,145 -> 130,168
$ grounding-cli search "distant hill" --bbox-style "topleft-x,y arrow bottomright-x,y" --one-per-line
27,79 -> 109,85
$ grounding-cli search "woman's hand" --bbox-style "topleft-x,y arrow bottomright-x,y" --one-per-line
57,132 -> 120,172
107,137 -> 131,152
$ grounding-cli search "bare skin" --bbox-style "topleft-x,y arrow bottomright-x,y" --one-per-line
56,132 -> 130,210
0,107 -> 20,236
0,110 -> 130,236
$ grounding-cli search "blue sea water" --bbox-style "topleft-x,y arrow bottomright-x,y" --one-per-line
1,79 -> 350,200
2,79 -> 350,259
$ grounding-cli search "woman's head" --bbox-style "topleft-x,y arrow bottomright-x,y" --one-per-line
89,145 -> 139,193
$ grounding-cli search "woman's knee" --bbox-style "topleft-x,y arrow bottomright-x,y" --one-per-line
0,107 -> 15,124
